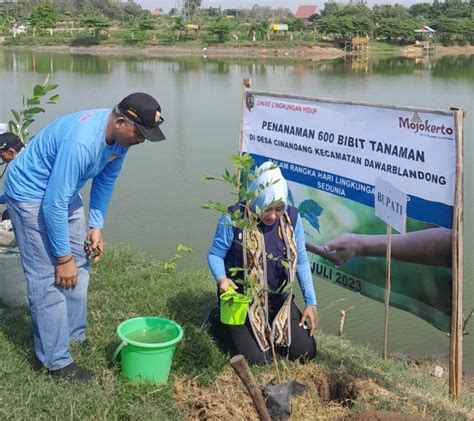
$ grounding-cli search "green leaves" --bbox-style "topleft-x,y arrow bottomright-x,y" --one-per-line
10,110 -> 21,123
8,74 -> 60,144
177,244 -> 193,253
162,244 -> 193,273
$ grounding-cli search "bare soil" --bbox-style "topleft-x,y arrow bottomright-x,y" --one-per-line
0,44 -> 347,61
173,362 -> 428,420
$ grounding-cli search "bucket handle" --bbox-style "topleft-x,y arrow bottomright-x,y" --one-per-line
112,341 -> 127,366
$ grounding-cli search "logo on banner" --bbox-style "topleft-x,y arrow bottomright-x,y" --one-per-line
246,94 -> 255,112
411,112 -> 422,124
398,112 -> 453,136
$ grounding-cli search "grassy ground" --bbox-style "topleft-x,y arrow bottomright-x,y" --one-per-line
0,248 -> 472,419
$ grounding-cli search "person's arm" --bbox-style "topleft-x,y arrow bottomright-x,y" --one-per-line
42,140 -> 90,289
87,153 -> 127,262
295,215 -> 317,306
42,140 -> 89,257
207,214 -> 238,293
307,228 -> 452,267
294,214 -> 318,336
0,192 -> 5,205
88,153 -> 126,230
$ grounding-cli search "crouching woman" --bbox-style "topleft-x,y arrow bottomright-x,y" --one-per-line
207,161 -> 318,364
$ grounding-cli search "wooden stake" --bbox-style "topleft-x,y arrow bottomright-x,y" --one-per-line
383,225 -> 392,360
230,355 -> 271,421
338,305 -> 354,337
449,107 -> 464,399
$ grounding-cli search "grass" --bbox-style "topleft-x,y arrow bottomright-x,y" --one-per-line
0,248 -> 472,419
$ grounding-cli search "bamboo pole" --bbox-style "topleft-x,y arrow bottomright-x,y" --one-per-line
449,108 -> 464,399
230,355 -> 271,421
383,225 -> 392,360
236,78 -> 252,189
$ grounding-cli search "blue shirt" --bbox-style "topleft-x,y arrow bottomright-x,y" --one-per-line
208,214 -> 317,306
4,109 -> 128,257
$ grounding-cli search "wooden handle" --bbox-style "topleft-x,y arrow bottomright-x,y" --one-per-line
230,355 -> 271,421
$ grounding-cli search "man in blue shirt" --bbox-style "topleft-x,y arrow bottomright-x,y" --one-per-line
4,92 -> 165,382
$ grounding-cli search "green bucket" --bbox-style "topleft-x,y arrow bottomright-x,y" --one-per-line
220,288 -> 252,325
112,317 -> 183,384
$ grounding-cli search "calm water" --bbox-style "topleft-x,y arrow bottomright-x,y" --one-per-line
0,50 -> 472,371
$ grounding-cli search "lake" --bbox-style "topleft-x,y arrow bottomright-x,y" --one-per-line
0,49 -> 472,372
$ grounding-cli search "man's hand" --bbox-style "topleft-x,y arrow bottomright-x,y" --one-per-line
306,233 -> 362,266
55,255 -> 78,289
299,305 -> 318,336
86,227 -> 105,263
217,278 -> 238,294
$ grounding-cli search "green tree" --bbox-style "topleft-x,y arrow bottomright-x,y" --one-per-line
316,16 -> 340,34
81,15 -> 111,37
207,17 -> 231,42
29,1 -> 58,32
248,21 -> 268,40
409,3 -> 435,18
371,4 -> 410,20
338,3 -> 371,17
322,1 -> 339,16
203,6 -> 221,17
286,17 -> 305,32
182,0 -> 201,19
375,18 -> 419,41
443,1 -> 472,18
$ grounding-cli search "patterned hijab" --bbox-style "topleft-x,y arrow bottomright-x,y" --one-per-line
249,161 -> 288,214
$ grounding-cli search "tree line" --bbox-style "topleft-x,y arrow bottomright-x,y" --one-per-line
0,0 -> 472,46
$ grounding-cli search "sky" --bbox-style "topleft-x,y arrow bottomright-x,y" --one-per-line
135,0 -> 425,12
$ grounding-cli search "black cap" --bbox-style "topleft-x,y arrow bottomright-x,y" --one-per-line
0,132 -> 24,152
117,92 -> 165,142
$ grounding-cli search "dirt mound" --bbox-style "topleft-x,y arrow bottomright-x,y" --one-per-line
174,363 -> 341,420
344,410 -> 426,420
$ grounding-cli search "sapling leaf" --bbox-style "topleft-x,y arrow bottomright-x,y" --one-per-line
25,107 -> 45,115
11,109 -> 21,122
45,83 -> 59,92
48,94 -> 60,103
8,121 -> 18,134
33,85 -> 45,97
177,244 -> 192,253
229,267 -> 243,277
201,174 -> 218,181
27,98 -> 40,106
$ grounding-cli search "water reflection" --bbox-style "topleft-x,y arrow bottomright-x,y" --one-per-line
1,50 -> 472,81
0,51 -> 114,75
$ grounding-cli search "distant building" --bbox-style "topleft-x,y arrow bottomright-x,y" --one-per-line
295,5 -> 318,19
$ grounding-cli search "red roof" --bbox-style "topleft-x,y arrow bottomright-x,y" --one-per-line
295,5 -> 318,19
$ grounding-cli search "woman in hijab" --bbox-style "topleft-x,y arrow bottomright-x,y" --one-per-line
208,161 -> 318,364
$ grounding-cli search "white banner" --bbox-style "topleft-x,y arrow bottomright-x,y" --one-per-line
242,92 -> 456,229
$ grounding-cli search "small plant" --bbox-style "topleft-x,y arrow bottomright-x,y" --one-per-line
8,74 -> 59,144
163,244 -> 193,273
203,153 -> 294,381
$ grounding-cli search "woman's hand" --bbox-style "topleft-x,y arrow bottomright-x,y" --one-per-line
299,305 -> 318,336
217,278 -> 238,294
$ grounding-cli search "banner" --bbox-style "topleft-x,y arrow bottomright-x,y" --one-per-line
242,91 -> 457,332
